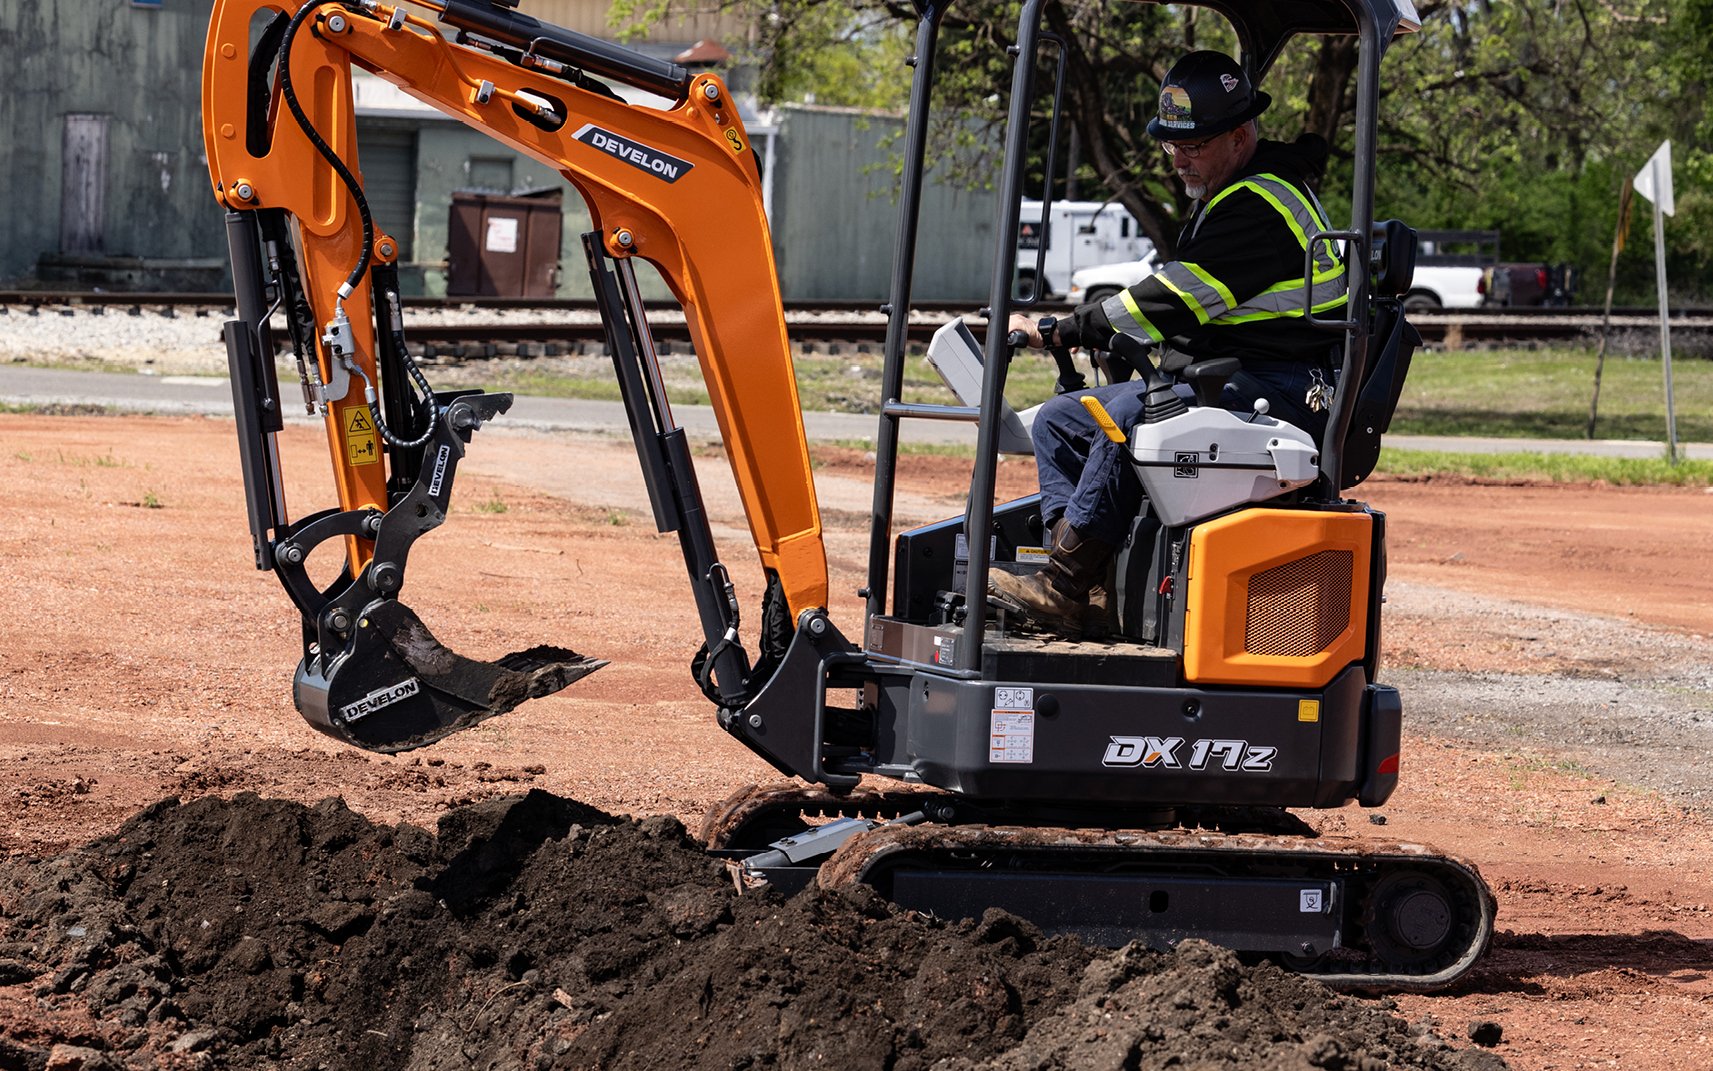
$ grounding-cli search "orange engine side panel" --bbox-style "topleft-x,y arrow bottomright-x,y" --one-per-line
1183,508 -> 1373,689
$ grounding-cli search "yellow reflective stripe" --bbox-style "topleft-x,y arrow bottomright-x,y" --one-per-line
1156,276 -> 1209,325
1221,292 -> 1348,324
1253,172 -> 1344,267
1181,261 -> 1236,311
1246,181 -> 1312,253
1203,180 -> 1247,214
1116,289 -> 1165,341
1156,270 -> 1211,325
1210,174 -> 1345,272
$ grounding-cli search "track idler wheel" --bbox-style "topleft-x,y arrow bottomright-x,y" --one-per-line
1362,870 -> 1461,972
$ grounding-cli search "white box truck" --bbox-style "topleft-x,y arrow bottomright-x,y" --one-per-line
1017,199 -> 1154,301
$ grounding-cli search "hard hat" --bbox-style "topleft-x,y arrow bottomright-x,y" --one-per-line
1146,51 -> 1271,141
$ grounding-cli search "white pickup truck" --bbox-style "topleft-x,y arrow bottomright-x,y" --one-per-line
1063,252 -> 1160,306
1403,230 -> 1494,311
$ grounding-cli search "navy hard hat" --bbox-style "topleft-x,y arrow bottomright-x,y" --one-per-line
1146,51 -> 1271,141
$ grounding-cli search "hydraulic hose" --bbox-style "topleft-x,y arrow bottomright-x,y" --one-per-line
278,0 -> 374,299
276,0 -> 436,450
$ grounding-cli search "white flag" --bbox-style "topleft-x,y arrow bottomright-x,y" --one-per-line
1634,140 -> 1675,217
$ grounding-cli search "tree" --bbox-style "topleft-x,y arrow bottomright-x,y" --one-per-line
614,0 -> 1345,257
613,0 -> 1709,297
1365,0 -> 1707,301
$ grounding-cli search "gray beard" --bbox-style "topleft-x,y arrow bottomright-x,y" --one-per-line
1183,182 -> 1207,200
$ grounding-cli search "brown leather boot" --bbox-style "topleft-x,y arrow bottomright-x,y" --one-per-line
1083,583 -> 1116,639
988,521 -> 1116,640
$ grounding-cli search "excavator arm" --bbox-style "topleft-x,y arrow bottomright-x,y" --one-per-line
204,0 -> 826,750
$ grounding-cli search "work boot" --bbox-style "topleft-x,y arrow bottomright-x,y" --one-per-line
1083,583 -> 1117,640
988,521 -> 1116,640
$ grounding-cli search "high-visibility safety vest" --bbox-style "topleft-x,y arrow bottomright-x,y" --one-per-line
1099,172 -> 1347,344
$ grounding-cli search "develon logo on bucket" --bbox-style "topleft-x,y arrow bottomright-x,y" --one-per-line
340,678 -> 421,723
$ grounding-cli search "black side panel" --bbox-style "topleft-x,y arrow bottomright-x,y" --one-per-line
892,496 -> 1044,626
1359,684 -> 1402,806
892,666 -> 1373,808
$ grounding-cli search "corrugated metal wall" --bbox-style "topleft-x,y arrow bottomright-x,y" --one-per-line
0,3 -> 1003,302
770,105 -> 998,302
0,0 -> 220,284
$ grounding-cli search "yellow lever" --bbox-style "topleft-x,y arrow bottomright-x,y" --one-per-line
1079,396 -> 1128,444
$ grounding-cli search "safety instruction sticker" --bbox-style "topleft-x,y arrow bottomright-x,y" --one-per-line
990,709 -> 1035,764
1014,544 -> 1051,565
343,406 -> 379,467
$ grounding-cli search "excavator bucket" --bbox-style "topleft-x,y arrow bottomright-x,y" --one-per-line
293,597 -> 606,754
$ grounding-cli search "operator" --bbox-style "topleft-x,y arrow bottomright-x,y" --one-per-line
990,50 -> 1348,639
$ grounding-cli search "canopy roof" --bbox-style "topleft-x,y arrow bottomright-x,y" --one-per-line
1130,0 -> 1421,73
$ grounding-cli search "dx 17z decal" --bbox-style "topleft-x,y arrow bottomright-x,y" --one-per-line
1102,735 -> 1277,772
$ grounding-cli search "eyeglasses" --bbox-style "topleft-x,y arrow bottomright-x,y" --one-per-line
1162,134 -> 1222,159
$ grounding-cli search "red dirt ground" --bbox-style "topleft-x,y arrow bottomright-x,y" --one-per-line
2,412 -> 1711,1070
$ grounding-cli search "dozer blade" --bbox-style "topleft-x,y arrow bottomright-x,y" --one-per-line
294,598 -> 606,753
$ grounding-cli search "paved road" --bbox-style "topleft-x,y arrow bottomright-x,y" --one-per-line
2,363 -> 1707,459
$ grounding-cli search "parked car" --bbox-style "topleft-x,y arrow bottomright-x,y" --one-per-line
1404,230 -> 1573,311
1063,253 -> 1161,307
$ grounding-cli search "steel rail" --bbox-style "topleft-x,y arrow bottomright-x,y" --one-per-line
4,291 -> 1710,352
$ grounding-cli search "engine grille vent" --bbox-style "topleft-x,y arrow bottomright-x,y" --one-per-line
1245,550 -> 1354,656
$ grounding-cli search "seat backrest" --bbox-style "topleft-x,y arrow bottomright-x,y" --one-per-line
1340,297 -> 1421,489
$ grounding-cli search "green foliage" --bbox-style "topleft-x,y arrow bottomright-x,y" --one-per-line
1375,0 -> 1710,303
608,0 -> 911,108
616,0 -> 1709,301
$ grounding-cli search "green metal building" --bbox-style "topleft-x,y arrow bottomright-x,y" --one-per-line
0,0 -> 995,301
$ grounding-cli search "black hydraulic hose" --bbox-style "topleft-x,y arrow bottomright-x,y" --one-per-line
276,1 -> 437,450
277,0 -> 374,299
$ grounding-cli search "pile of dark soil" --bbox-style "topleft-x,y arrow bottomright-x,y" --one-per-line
0,791 -> 1507,1070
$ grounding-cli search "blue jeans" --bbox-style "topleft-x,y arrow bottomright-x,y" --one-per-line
1031,364 -> 1329,545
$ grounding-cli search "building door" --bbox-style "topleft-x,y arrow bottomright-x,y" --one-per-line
355,127 -> 418,260
60,114 -> 109,254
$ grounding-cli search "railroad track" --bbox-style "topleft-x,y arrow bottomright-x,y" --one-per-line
3,290 -> 1709,352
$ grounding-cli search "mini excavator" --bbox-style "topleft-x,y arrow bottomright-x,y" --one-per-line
204,0 -> 1495,987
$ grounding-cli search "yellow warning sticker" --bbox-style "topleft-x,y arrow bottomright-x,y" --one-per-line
1297,699 -> 1321,723
723,128 -> 744,153
343,406 -> 380,467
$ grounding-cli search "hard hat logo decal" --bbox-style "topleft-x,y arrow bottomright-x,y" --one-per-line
1158,85 -> 1195,130
1146,52 -> 1271,141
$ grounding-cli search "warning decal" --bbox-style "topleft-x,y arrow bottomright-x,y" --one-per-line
343,406 -> 379,467
989,709 -> 1035,764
